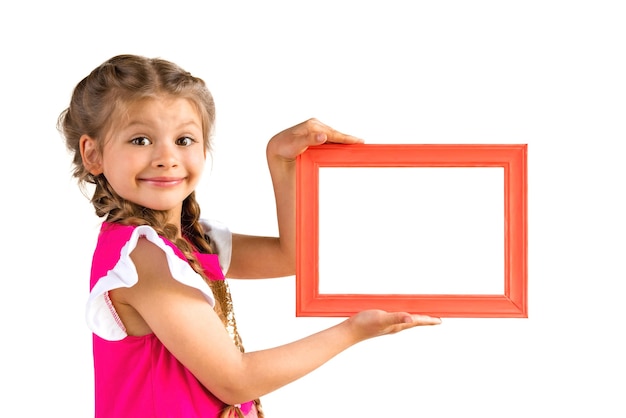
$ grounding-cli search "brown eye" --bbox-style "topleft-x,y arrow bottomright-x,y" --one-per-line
176,136 -> 195,146
130,136 -> 151,146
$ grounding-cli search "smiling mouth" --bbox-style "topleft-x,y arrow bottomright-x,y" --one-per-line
140,177 -> 185,187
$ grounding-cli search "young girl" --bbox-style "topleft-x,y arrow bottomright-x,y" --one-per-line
58,54 -> 441,418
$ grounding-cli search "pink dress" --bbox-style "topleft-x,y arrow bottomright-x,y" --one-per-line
85,221 -> 256,418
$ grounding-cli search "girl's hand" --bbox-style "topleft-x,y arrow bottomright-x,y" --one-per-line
266,118 -> 363,162
347,310 -> 442,342
229,118 -> 361,279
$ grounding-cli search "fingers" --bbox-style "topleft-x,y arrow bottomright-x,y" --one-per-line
349,310 -> 441,340
268,118 -> 363,161
313,118 -> 364,145
292,118 -> 363,146
408,314 -> 442,326
385,312 -> 441,335
367,311 -> 440,337
391,312 -> 441,327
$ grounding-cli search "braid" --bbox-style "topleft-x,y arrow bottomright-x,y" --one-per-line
183,194 -> 265,417
59,54 -> 265,417
94,179 -> 264,416
219,400 -> 265,418
180,192 -> 245,352
93,178 -> 244,345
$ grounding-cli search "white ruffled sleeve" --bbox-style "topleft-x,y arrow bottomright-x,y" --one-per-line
85,225 -> 216,341
199,219 -> 233,275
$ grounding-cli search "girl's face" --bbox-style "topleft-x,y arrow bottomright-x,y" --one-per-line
89,96 -> 206,225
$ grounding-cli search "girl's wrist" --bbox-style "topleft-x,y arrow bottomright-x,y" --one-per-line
340,317 -> 366,346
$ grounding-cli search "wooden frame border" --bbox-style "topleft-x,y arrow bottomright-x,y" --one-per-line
296,144 -> 527,318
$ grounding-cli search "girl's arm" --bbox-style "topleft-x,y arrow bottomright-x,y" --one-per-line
117,239 -> 441,405
226,119 -> 363,279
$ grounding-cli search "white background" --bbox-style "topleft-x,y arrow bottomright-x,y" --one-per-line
319,166 -> 505,294
1,1 -> 624,416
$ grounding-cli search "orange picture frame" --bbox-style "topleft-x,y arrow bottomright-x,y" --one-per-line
295,143 -> 527,318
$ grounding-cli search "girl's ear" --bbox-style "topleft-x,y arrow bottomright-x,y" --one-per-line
79,135 -> 103,175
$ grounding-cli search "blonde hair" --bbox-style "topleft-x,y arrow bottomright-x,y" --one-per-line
58,54 -> 263,417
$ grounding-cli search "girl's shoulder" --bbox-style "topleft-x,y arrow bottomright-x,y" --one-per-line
91,222 -> 186,281
87,221 -> 219,341
92,220 -> 233,274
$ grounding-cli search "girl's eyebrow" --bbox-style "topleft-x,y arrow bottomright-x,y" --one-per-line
122,119 -> 202,130
177,120 -> 202,129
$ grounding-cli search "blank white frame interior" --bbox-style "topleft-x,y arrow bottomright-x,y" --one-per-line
318,166 -> 504,295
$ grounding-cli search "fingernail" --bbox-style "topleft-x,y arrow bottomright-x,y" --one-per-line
316,133 -> 327,142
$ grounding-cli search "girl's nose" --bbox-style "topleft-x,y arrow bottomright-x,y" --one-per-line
153,143 -> 179,168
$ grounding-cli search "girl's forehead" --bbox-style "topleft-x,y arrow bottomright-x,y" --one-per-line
110,96 -> 202,127
102,96 -> 206,144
